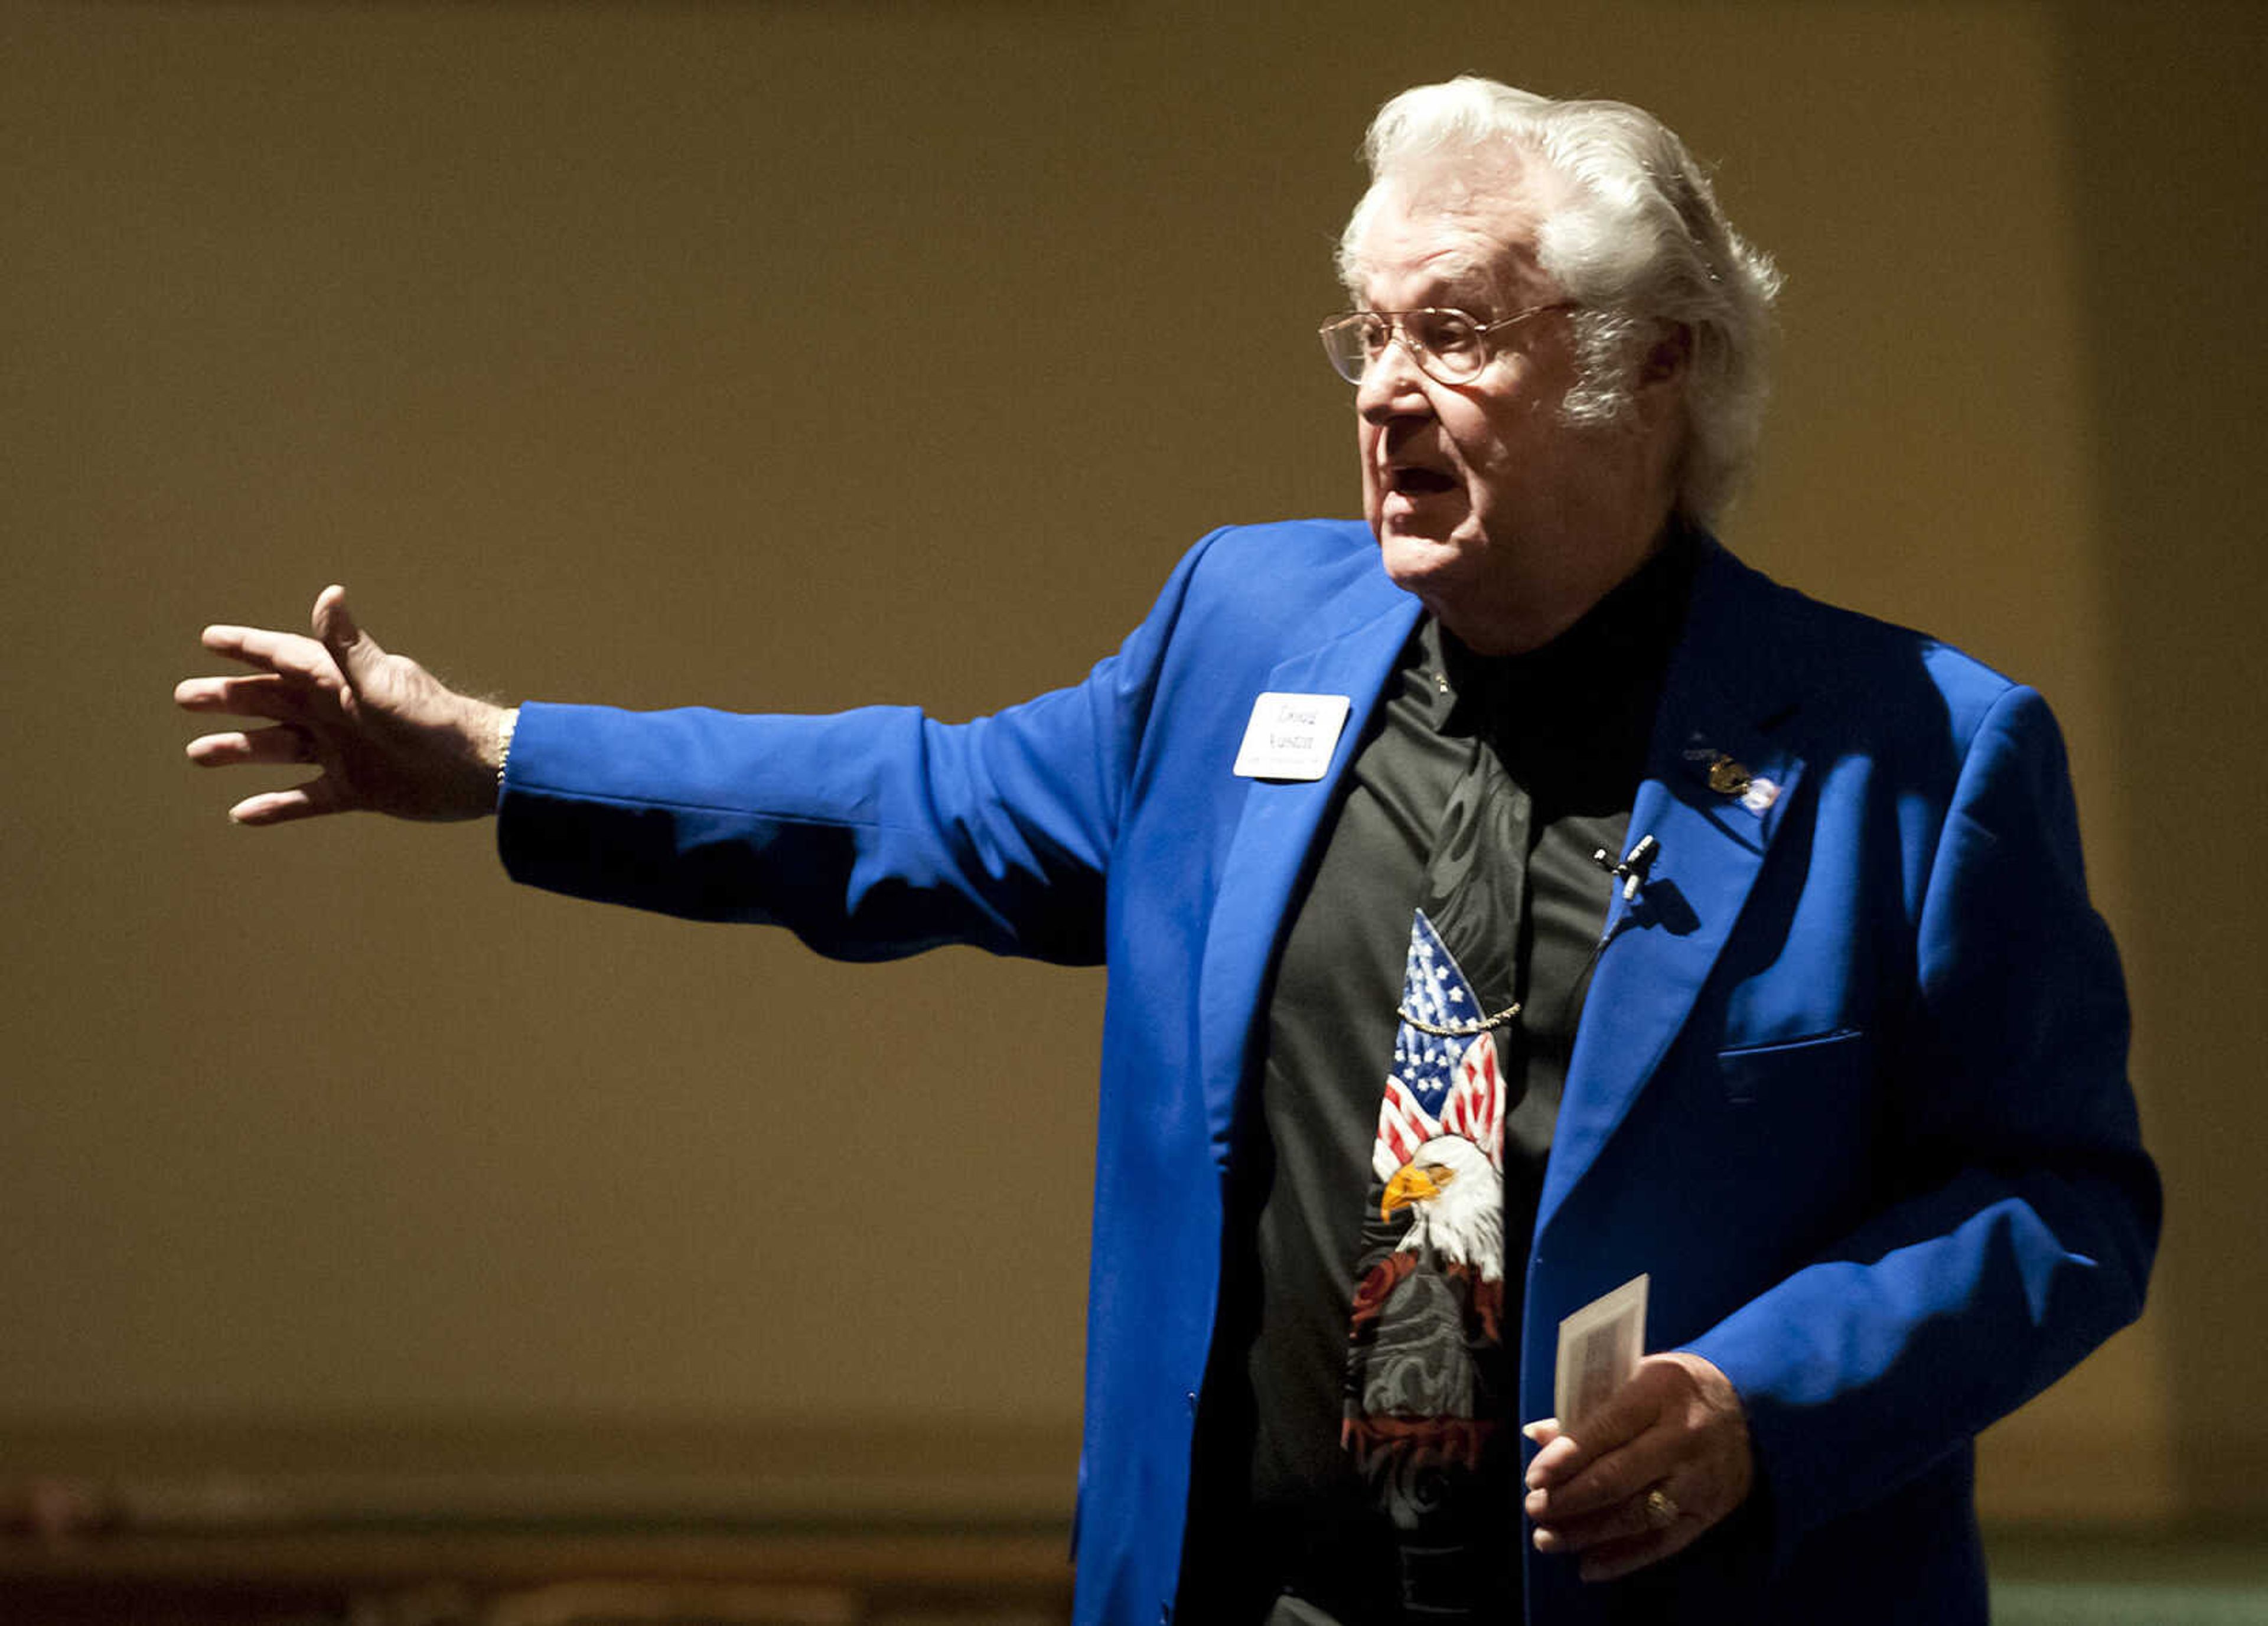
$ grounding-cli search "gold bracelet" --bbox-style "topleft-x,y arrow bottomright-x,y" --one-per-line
495,708 -> 518,795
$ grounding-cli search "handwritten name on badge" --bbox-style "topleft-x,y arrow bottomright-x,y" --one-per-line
1233,692 -> 1352,782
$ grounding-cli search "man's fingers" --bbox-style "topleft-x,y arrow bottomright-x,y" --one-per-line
199,624 -> 345,690
1529,1490 -> 1659,1555
1527,1428 -> 1682,1523
187,725 -> 311,768
227,778 -> 346,826
1525,1389 -> 1654,1493
1525,1431 -> 1584,1486
175,674 -> 309,721
1527,1379 -> 1689,1517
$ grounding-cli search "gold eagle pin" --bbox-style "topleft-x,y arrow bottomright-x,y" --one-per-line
1705,754 -> 1752,797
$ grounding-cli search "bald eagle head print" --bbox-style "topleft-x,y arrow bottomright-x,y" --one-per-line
1381,1132 -> 1505,1282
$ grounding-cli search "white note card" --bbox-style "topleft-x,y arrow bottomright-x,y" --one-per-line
1232,692 -> 1351,781
1553,1273 -> 1650,1430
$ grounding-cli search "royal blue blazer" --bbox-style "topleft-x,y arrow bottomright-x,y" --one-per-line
498,521 -> 2157,1625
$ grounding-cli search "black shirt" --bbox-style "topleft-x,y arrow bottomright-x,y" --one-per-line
1178,533 -> 1698,1623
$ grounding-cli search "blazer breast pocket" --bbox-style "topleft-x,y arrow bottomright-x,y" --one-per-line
1718,1027 -> 1869,1108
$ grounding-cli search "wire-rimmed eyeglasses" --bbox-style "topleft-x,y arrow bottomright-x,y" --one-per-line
1317,302 -> 1575,387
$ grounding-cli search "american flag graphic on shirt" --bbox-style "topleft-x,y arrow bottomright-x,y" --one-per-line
1372,907 -> 1507,1185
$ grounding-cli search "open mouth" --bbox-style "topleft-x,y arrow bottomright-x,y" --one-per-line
1390,466 -> 1458,497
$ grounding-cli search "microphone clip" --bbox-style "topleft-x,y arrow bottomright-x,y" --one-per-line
1592,833 -> 1660,902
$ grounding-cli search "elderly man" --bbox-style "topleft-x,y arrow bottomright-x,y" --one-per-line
180,79 -> 2155,1626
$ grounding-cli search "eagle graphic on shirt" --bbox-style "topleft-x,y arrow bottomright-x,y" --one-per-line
1342,907 -> 1511,1520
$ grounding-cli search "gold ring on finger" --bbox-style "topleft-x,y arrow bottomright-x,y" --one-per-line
1644,1487 -> 1680,1529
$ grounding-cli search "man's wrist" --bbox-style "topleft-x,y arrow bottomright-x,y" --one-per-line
442,699 -> 517,820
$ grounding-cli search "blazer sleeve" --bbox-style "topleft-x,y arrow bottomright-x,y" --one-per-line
494,532 -> 1224,966
1684,682 -> 2161,1552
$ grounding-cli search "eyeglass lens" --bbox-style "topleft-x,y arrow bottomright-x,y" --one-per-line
1322,311 -> 1488,385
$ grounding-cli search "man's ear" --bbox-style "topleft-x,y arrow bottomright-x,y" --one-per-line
1631,322 -> 1692,431
1640,322 -> 1691,389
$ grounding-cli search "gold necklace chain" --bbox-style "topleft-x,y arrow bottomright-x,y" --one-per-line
1396,1001 -> 1522,1037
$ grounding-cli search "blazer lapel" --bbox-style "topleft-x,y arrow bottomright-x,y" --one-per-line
1195,592 -> 1423,1159
1536,548 -> 1811,1234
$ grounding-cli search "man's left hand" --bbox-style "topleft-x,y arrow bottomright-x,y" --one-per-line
1521,1351 -> 1754,1583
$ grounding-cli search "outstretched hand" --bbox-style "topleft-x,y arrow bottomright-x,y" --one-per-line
177,586 -> 510,825
1521,1351 -> 1754,1583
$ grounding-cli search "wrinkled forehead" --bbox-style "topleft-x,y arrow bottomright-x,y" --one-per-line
1348,145 -> 1569,308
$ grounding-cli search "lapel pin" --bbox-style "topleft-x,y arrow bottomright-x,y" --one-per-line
1704,754 -> 1752,797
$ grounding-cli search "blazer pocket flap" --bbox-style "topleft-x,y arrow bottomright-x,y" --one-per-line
1719,1027 -> 1867,1106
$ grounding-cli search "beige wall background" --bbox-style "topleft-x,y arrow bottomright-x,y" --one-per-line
2,0 -> 2260,1534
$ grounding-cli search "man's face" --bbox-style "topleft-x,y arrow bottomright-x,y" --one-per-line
1350,177 -> 1665,653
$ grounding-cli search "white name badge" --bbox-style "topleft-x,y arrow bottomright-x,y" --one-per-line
1232,692 -> 1352,782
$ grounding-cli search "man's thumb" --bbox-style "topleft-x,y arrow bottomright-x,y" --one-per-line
313,585 -> 380,688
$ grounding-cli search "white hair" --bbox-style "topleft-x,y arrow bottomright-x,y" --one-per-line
1338,77 -> 1783,523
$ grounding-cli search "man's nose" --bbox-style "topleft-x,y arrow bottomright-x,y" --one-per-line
1356,337 -> 1432,424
